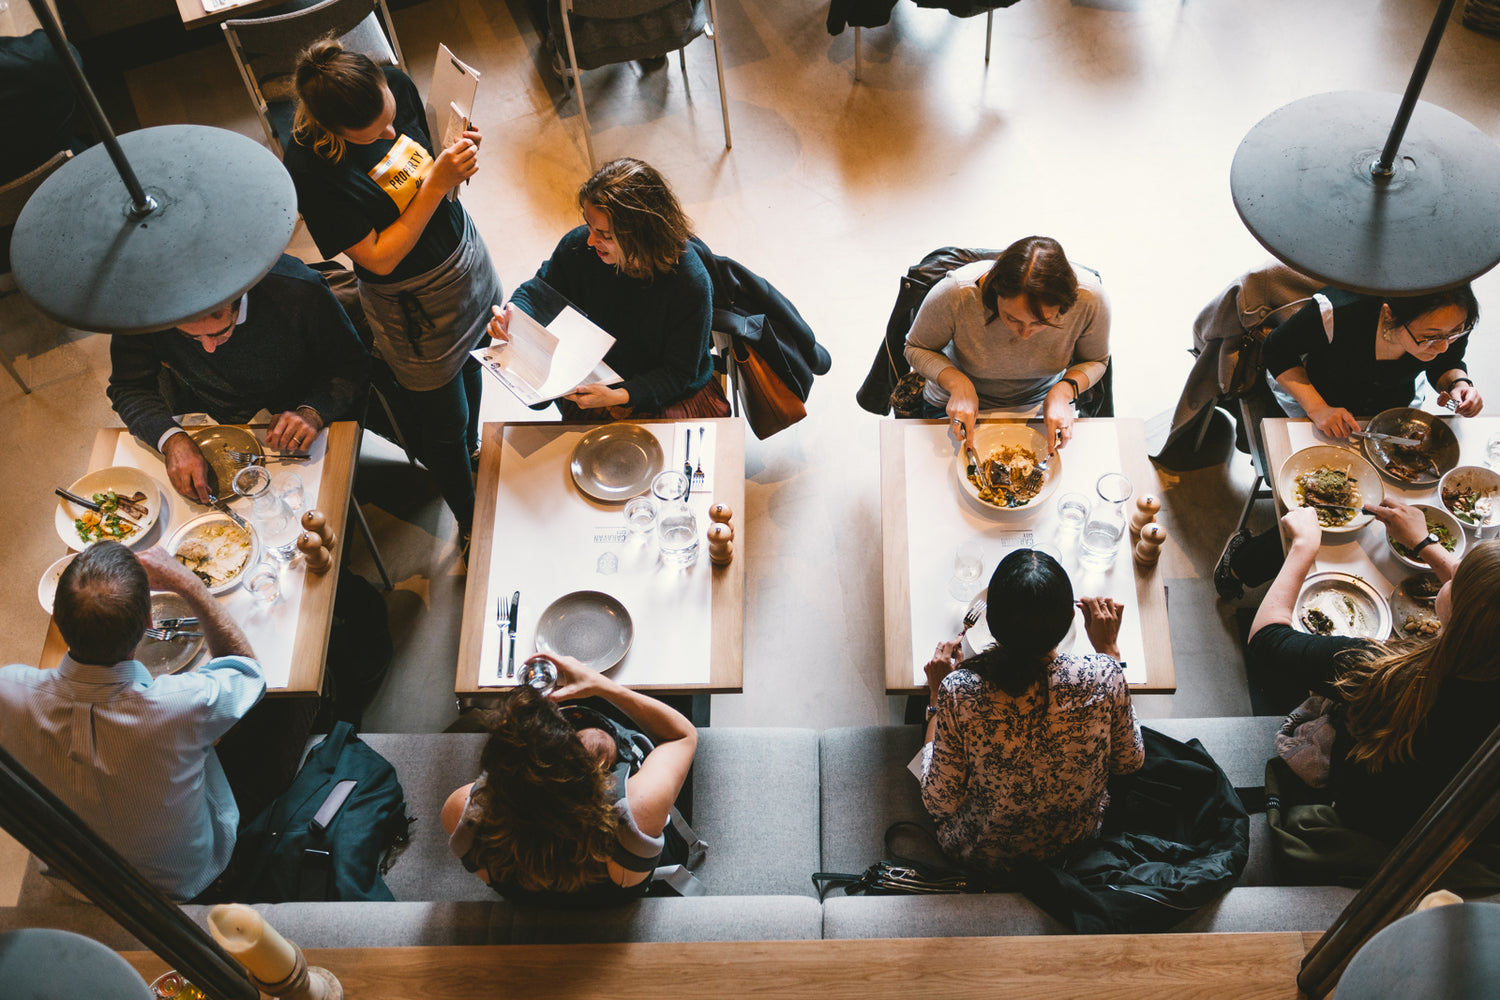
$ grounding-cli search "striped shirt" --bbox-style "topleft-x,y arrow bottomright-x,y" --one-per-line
0,654 -> 265,899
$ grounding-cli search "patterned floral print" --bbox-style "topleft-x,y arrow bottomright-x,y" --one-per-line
920,652 -> 1144,873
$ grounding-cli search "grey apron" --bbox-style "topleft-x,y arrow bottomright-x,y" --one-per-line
358,211 -> 503,392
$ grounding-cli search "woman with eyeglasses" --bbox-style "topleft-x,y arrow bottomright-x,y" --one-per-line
1216,284 -> 1483,603
286,40 -> 503,540
903,236 -> 1110,454
1262,285 -> 1482,437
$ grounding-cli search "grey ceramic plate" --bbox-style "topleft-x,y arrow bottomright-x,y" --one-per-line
1389,573 -> 1444,641
1293,571 -> 1392,640
569,424 -> 665,503
187,425 -> 262,498
534,591 -> 633,672
1362,408 -> 1460,486
138,592 -> 205,677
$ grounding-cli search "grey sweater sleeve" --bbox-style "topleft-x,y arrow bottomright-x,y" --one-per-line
904,274 -> 963,384
107,334 -> 180,447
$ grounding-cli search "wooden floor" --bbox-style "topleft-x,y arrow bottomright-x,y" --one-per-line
124,933 -> 1322,999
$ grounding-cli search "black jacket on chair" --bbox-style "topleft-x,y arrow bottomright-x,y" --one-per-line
687,237 -> 831,404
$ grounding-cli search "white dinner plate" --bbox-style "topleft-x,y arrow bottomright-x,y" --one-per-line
56,466 -> 167,551
167,512 -> 260,595
954,422 -> 1062,520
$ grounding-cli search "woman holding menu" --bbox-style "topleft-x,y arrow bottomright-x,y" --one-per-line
489,158 -> 728,421
286,40 -> 502,538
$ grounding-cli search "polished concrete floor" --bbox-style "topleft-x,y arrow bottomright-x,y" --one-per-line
2,0 -> 1499,903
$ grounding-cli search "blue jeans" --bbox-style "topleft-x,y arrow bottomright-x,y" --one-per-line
403,354 -> 482,535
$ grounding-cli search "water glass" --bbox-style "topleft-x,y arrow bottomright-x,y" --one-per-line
1080,473 -> 1133,570
1486,435 -> 1500,471
247,562 -> 281,606
1055,492 -> 1090,534
657,501 -> 700,565
232,465 -> 299,561
274,470 -> 306,514
625,496 -> 658,535
948,542 -> 984,602
651,470 -> 688,504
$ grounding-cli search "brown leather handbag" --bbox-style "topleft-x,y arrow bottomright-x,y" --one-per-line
733,338 -> 807,439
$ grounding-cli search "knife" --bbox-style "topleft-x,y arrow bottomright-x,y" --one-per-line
507,590 -> 520,679
56,488 -> 144,527
683,431 -> 694,500
211,496 -> 252,532
1351,430 -> 1423,448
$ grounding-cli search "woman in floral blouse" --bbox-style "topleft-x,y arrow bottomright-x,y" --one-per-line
920,549 -> 1144,873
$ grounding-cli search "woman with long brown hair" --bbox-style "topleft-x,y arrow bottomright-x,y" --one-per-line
285,40 -> 502,539
1248,502 -> 1500,843
441,653 -> 697,904
903,235 -> 1111,453
487,157 -> 727,421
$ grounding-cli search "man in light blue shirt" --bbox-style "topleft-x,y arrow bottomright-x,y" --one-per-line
0,542 -> 265,900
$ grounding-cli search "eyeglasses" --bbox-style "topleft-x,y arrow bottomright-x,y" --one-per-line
1403,322 -> 1469,347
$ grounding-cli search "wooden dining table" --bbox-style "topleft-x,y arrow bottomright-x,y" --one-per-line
880,417 -> 1175,694
36,422 -> 359,696
456,417 -> 745,698
174,0 -> 288,31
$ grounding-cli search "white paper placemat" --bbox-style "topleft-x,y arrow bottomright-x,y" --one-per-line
477,422 -> 717,688
900,422 -> 1147,686
107,428 -> 329,690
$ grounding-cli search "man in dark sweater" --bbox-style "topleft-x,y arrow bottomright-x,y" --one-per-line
107,254 -> 369,502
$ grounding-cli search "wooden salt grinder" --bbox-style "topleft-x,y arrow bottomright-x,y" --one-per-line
1130,495 -> 1161,538
1133,522 -> 1166,568
707,522 -> 734,565
301,509 -> 337,551
296,532 -> 333,574
708,503 -> 734,525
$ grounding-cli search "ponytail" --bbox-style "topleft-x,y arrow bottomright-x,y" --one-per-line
292,37 -> 386,162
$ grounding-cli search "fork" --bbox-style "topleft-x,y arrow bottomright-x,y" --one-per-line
143,628 -> 203,642
961,600 -> 987,633
496,594 -> 511,679
224,447 -> 311,465
693,426 -> 706,485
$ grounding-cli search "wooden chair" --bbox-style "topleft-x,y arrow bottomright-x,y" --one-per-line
552,0 -> 731,167
222,0 -> 406,156
0,149 -> 75,394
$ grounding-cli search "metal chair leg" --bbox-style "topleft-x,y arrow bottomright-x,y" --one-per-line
705,0 -> 732,149
0,346 -> 31,394
984,9 -> 993,62
372,384 -> 416,465
855,26 -> 862,81
560,7 -> 595,168
349,493 -> 393,591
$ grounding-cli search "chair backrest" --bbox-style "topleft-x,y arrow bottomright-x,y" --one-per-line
224,0 -> 403,102
567,0 -> 693,18
0,150 -> 73,229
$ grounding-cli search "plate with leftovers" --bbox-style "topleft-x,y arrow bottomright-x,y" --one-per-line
1389,573 -> 1444,641
1387,504 -> 1465,570
138,592 -> 205,677
55,466 -> 165,551
954,423 -> 1062,519
1293,571 -> 1391,640
1276,445 -> 1382,534
1438,465 -> 1500,532
168,512 -> 259,595
187,425 -> 263,498
1361,408 -> 1459,486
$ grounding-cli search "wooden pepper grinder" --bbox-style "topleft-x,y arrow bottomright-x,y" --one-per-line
301,509 -> 337,551
296,532 -> 333,574
708,503 -> 733,526
1130,494 -> 1161,539
707,522 -> 734,565
1133,522 -> 1166,568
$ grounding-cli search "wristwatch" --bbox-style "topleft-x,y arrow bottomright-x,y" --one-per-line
1410,532 -> 1441,558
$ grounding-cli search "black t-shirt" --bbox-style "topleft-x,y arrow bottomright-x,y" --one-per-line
284,68 -> 464,285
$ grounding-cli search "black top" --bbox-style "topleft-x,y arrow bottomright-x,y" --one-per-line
1262,290 -> 1467,415
509,226 -> 713,411
284,68 -> 464,285
106,254 -> 369,446
1247,623 -> 1500,844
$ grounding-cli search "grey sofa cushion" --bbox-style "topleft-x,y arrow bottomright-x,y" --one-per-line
822,893 -> 1068,938
1171,886 -> 1356,932
818,725 -> 934,880
1146,717 -> 1282,790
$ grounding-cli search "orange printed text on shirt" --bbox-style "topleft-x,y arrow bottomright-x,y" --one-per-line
368,135 -> 432,212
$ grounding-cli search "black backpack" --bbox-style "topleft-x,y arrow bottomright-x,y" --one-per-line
233,722 -> 411,902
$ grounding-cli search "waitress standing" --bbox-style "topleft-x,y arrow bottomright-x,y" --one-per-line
285,39 -> 501,539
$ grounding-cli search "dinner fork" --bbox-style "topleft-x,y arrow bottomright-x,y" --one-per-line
143,628 -> 204,642
692,426 -> 706,486
496,594 -> 511,679
961,600 -> 987,634
224,447 -> 311,464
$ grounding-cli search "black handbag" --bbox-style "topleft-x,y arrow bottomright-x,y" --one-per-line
811,822 -> 1001,899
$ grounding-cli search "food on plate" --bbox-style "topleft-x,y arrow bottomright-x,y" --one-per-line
1383,433 -> 1441,482
1400,613 -> 1442,638
1294,466 -> 1360,527
74,490 -> 149,544
1301,608 -> 1336,635
1408,575 -> 1442,600
1391,515 -> 1459,559
173,521 -> 252,587
1299,590 -> 1369,637
967,445 -> 1045,508
1442,483 -> 1494,525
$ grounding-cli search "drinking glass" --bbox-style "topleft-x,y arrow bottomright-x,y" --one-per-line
274,470 -> 306,514
657,501 -> 699,565
247,562 -> 281,606
232,465 -> 299,561
651,470 -> 688,504
948,542 -> 984,601
1055,492 -> 1090,534
1080,473 -> 1133,569
1486,434 -> 1500,471
625,496 -> 658,535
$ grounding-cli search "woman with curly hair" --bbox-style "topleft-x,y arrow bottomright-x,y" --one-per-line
1248,503 -> 1500,844
441,653 -> 697,903
919,549 -> 1144,873
285,39 -> 502,538
488,157 -> 728,420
